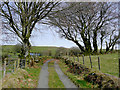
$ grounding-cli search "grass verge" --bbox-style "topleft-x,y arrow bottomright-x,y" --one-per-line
2,62 -> 41,88
2,56 -> 52,88
24,63 -> 41,88
58,60 -> 94,88
48,60 -> 65,88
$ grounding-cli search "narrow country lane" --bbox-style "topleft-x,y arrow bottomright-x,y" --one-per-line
37,59 -> 53,88
37,59 -> 78,89
54,61 -> 78,89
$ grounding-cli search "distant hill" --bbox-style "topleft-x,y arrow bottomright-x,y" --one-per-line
1,45 -> 67,56
30,46 -> 59,56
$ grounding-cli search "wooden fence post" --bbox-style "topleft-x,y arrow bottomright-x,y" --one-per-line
98,57 -> 100,70
25,58 -> 27,68
73,56 -> 75,62
68,54 -> 69,60
17,58 -> 20,68
14,60 -> 16,72
119,58 -> 120,78
82,55 -> 84,65
29,57 -> 32,66
69,55 -> 70,60
69,54 -> 71,61
77,55 -> 79,62
3,58 -> 7,77
89,55 -> 92,68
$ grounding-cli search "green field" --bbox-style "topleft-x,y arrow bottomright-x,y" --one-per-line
67,52 -> 118,77
1,45 -> 59,56
30,46 -> 58,56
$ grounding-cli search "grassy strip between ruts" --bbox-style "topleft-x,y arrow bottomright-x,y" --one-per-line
48,60 -> 65,88
58,60 -> 95,88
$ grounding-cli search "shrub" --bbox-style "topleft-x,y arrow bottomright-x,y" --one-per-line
84,72 -> 118,88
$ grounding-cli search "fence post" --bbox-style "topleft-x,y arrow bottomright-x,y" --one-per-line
69,55 -> 70,60
3,58 -> 7,77
67,52 -> 69,60
82,55 -> 84,65
17,58 -> 20,68
119,58 -> 120,78
69,54 -> 71,61
89,55 -> 92,68
68,54 -> 69,60
25,58 -> 27,68
77,55 -> 79,62
98,57 -> 100,70
14,60 -> 16,72
29,57 -> 31,67
73,56 -> 75,62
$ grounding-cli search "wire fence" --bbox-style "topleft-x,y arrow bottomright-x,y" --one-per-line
2,58 -> 27,78
1,53 -> 42,78
66,54 -> 101,71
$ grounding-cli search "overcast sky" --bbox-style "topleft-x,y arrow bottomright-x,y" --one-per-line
2,24 -> 77,48
29,24 -> 77,48
2,23 -> 118,49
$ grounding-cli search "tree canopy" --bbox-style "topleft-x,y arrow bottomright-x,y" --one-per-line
0,2 -> 59,57
45,2 -> 119,54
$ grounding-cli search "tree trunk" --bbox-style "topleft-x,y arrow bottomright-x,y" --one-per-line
106,47 -> 109,52
110,43 -> 115,51
100,37 -> 103,53
93,31 -> 98,53
80,33 -> 92,53
84,39 -> 92,53
87,39 -> 92,53
110,46 -> 114,51
20,39 -> 31,59
105,41 -> 110,52
74,40 -> 85,52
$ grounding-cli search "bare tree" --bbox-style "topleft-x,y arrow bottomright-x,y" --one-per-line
46,3 -> 86,52
99,27 -> 109,53
45,2 -> 118,54
92,2 -> 118,53
105,27 -> 119,52
0,2 -> 59,58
